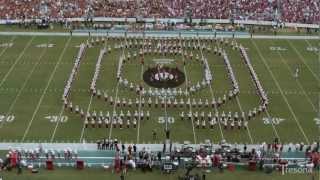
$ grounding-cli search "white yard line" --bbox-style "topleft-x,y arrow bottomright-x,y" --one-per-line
0,39 -> 50,129
287,40 -> 320,83
208,85 -> 225,141
79,94 -> 94,142
252,40 -> 310,144
0,36 -> 34,89
234,97 -> 254,144
181,47 -> 197,144
50,105 -> 66,142
21,37 -> 72,142
264,109 -> 282,143
108,43 -> 125,140
136,65 -> 144,143
275,42 -> 317,112
234,46 -> 281,143
198,40 -> 225,141
79,42 -> 106,142
107,82 -> 120,140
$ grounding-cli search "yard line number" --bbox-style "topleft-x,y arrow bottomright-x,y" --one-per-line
0,43 -> 13,48
46,115 -> 68,123
36,44 -> 55,48
262,117 -> 285,125
306,47 -> 319,52
158,116 -> 175,124
0,115 -> 15,123
314,117 -> 320,127
269,46 -> 287,51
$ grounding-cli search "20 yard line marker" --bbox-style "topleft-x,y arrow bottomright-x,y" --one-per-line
0,38 -> 51,129
21,37 -> 72,142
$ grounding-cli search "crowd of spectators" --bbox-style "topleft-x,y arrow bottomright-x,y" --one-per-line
0,0 -> 319,24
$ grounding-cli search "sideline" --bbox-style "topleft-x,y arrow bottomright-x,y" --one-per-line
0,31 -> 319,39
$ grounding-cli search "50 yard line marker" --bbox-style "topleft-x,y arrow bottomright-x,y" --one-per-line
136,65 -> 144,144
21,37 -> 72,142
252,40 -> 310,144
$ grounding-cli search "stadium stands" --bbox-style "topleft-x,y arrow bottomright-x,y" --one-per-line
0,0 -> 319,23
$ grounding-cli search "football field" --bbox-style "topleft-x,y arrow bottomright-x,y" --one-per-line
0,34 -> 318,145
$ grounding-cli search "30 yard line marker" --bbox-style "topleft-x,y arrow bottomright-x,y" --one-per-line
252,40 -> 310,144
0,38 -> 51,129
21,37 -> 72,142
0,36 -> 34,89
232,46 -> 281,143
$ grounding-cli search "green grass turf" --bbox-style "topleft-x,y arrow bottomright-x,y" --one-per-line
0,35 -> 318,144
0,168 -> 319,180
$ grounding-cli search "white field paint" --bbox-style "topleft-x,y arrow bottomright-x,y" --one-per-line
158,116 -> 175,124
0,115 -> 15,123
269,46 -> 287,51
262,117 -> 285,125
46,115 -> 68,123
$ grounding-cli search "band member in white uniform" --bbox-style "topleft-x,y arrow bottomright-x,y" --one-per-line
128,99 -> 132,108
